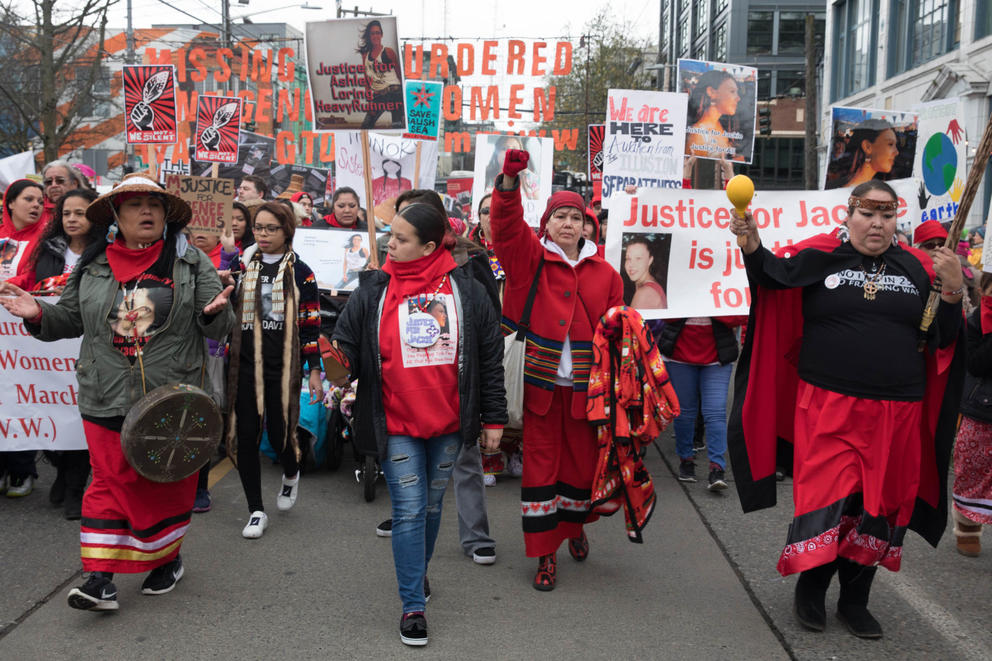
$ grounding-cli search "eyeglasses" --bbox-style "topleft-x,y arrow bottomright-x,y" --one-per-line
919,241 -> 943,250
253,224 -> 283,235
43,177 -> 67,186
479,207 -> 490,215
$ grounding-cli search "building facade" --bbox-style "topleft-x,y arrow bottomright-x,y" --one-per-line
658,0 -> 825,188
822,0 -> 992,224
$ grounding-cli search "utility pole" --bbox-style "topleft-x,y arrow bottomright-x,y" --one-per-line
125,0 -> 135,63
804,13 -> 819,190
221,0 -> 230,50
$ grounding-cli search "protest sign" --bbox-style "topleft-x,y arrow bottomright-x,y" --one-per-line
294,228 -> 384,291
0,302 -> 86,451
588,123 -> 605,183
334,132 -> 439,213
163,174 -> 234,236
305,17 -> 406,131
446,174 -> 474,220
604,178 -> 921,319
677,59 -> 757,164
0,151 -> 34,191
601,89 -> 688,208
123,65 -> 178,144
824,107 -> 919,190
912,98 -> 967,223
194,95 -> 242,163
403,80 -> 443,140
270,164 -> 333,209
472,134 -> 553,228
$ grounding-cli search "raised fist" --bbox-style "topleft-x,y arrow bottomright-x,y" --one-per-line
200,126 -> 221,151
130,102 -> 154,131
502,149 -> 530,177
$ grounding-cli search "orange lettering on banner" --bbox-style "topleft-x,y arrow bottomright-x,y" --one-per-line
456,43 -> 474,75
301,131 -> 316,162
507,40 -> 526,74
214,48 -> 233,82
239,45 -> 250,82
442,85 -> 462,121
508,84 -> 525,118
534,88 -> 555,121
481,41 -> 498,75
256,88 -> 273,123
319,133 -> 334,163
531,41 -> 547,76
238,89 -> 255,123
189,47 -> 208,82
403,45 -> 423,78
277,48 -> 294,82
445,132 -> 471,152
251,49 -> 271,82
429,44 -> 449,78
175,90 -> 199,124
470,86 -> 499,120
303,89 -> 313,122
277,89 -> 299,123
552,129 -> 578,151
553,41 -> 572,75
276,131 -> 296,164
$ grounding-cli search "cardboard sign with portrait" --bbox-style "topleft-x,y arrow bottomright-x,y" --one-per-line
824,107 -> 918,190
471,135 -> 553,228
305,17 -> 406,131
123,65 -> 178,144
677,59 -> 757,164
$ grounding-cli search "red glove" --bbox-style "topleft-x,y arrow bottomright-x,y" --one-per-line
502,149 -> 530,177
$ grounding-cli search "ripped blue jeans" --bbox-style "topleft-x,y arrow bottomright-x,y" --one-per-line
381,433 -> 461,613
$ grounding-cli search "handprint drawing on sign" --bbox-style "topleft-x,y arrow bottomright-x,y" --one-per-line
130,71 -> 171,131
200,102 -> 239,152
947,119 -> 964,145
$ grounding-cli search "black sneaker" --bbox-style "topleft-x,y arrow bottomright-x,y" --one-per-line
472,546 -> 496,565
708,467 -> 728,491
376,518 -> 392,537
400,611 -> 428,646
68,573 -> 119,611
677,460 -> 697,482
424,576 -> 431,603
141,555 -> 184,595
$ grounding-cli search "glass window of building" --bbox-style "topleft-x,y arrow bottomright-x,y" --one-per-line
776,69 -> 805,96
678,17 -> 690,56
713,22 -> 727,61
832,0 -> 878,100
979,1 -> 992,39
778,12 -> 807,54
756,70 -> 772,100
747,10 -> 774,55
889,0 -> 959,75
693,0 -> 709,39
714,0 -> 729,16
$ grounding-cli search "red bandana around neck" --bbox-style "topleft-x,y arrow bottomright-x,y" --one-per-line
382,248 -> 457,299
105,238 -> 164,283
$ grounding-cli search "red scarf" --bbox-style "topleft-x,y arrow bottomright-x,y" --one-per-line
382,248 -> 457,299
982,295 -> 992,335
105,238 -> 164,282
322,213 -> 352,229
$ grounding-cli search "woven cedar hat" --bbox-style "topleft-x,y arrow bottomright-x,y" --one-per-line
86,172 -> 192,227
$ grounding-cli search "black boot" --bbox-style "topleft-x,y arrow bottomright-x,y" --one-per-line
47,451 -> 65,506
836,558 -> 882,639
793,560 -> 837,631
62,450 -> 91,521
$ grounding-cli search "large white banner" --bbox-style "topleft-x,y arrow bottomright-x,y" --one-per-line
0,301 -> 86,450
604,178 -> 921,319
601,89 -> 688,209
471,134 -> 553,228
294,228 -> 385,291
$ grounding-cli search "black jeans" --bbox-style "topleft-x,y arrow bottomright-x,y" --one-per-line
234,369 -> 298,512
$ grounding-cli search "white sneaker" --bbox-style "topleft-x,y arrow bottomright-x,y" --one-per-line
276,472 -> 299,511
242,511 -> 268,539
483,473 -> 496,487
6,475 -> 34,498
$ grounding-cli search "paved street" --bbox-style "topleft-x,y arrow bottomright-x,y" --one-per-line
1,430 -> 989,660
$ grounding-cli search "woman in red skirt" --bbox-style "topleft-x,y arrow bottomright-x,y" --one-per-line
490,149 -> 623,590
728,180 -> 965,638
0,174 -> 234,611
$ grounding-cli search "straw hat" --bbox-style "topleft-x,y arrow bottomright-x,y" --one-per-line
86,172 -> 192,227
276,174 -> 305,199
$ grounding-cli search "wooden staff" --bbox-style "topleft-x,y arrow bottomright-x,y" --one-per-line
360,129 -> 379,269
917,110 -> 992,349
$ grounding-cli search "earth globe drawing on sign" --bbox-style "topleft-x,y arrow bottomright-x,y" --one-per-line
922,132 -> 957,196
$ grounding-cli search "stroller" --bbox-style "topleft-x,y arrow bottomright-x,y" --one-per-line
317,290 -> 382,501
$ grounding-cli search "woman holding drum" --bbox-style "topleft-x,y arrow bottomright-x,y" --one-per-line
0,174 -> 235,611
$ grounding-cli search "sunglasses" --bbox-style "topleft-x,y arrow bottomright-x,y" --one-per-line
919,241 -> 943,250
43,177 -> 68,186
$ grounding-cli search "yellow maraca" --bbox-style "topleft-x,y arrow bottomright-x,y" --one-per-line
726,174 -> 755,247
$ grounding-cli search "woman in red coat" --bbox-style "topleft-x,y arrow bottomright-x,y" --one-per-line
491,149 -> 623,591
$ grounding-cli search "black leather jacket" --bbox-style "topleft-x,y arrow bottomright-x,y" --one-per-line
332,263 -> 507,460
960,309 -> 991,422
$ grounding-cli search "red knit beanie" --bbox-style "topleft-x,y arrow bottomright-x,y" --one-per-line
913,220 -> 947,246
538,190 -> 586,237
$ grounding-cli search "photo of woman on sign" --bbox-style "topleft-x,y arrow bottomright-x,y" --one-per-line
678,59 -> 757,164
621,233 -> 671,310
358,20 -> 403,129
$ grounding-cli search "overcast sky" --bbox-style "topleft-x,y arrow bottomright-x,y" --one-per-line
104,0 -> 660,43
